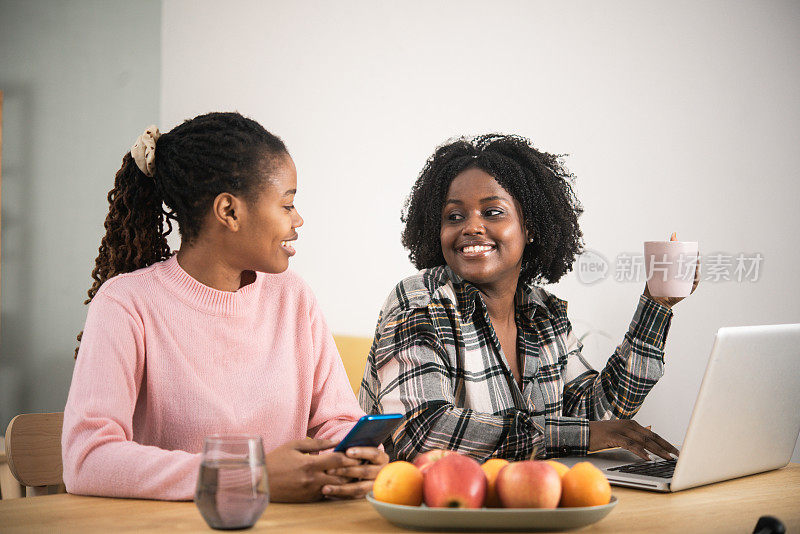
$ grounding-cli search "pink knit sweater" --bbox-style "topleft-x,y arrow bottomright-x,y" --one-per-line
62,255 -> 364,500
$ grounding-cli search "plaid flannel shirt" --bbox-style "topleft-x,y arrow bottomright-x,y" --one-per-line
358,266 -> 672,462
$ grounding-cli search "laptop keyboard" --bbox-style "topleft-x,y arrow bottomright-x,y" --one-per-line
607,459 -> 677,479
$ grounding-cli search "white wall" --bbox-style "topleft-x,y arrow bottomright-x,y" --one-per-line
0,0 -> 162,429
161,0 -> 800,461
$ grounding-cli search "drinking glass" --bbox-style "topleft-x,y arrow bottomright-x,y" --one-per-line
194,435 -> 269,530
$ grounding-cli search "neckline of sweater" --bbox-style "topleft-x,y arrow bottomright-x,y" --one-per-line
155,254 -> 261,317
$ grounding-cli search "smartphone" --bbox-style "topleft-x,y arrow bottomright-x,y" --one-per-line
333,414 -> 403,453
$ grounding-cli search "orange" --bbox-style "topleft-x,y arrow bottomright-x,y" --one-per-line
545,460 -> 570,479
480,458 -> 510,507
560,462 -> 611,507
372,461 -> 424,506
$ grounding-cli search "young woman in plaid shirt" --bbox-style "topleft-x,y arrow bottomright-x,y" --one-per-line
359,134 -> 698,462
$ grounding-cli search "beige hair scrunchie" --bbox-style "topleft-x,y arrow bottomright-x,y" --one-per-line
131,125 -> 161,177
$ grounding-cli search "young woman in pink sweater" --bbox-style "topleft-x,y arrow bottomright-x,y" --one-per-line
62,112 -> 387,501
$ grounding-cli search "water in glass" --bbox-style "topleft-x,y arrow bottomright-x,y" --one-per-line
194,436 -> 269,530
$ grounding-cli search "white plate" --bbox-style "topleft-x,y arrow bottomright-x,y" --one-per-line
366,493 -> 617,532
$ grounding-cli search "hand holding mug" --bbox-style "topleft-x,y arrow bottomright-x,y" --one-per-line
644,257 -> 701,308
643,234 -> 701,308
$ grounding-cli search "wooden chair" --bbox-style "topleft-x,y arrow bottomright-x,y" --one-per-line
0,437 -> 24,499
4,412 -> 65,496
333,335 -> 372,395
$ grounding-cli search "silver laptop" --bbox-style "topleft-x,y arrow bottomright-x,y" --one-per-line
560,324 -> 800,492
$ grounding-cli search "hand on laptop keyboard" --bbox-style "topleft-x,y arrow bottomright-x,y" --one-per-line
588,420 -> 679,461
607,459 -> 677,479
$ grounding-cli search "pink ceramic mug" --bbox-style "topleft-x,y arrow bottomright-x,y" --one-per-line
643,241 -> 698,297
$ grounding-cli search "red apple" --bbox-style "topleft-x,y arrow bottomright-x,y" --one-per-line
412,449 -> 457,474
422,454 -> 487,509
495,460 -> 561,509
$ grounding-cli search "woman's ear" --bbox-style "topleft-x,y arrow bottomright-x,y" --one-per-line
212,192 -> 243,232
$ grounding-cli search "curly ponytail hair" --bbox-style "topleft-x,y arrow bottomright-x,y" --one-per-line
401,134 -> 584,285
76,112 -> 288,357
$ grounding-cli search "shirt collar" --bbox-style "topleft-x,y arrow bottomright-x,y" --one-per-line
516,282 -> 553,321
441,266 -> 554,322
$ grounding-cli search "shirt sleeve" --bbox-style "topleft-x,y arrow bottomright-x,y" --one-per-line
62,293 -> 201,501
305,295 -> 365,442
359,307 -> 547,462
562,295 -> 673,423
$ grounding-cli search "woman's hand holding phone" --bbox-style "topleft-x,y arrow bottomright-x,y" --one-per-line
273,414 -> 396,499
264,439 -> 362,502
322,446 -> 389,499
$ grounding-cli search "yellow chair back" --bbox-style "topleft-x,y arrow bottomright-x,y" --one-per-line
333,335 -> 372,395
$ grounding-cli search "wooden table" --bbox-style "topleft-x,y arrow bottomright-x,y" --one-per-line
0,464 -> 798,533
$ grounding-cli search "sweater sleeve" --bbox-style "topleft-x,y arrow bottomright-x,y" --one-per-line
305,296 -> 365,442
62,292 -> 202,501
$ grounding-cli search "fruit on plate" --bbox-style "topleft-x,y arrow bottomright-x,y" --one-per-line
545,460 -> 570,478
495,460 -> 561,509
422,453 -> 487,508
412,449 -> 457,474
560,462 -> 611,507
480,458 -> 509,508
372,461 -> 424,506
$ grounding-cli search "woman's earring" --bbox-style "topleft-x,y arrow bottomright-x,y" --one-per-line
527,237 -> 534,243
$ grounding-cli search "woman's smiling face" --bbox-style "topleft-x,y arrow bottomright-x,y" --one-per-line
440,168 -> 528,290
237,154 -> 304,274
